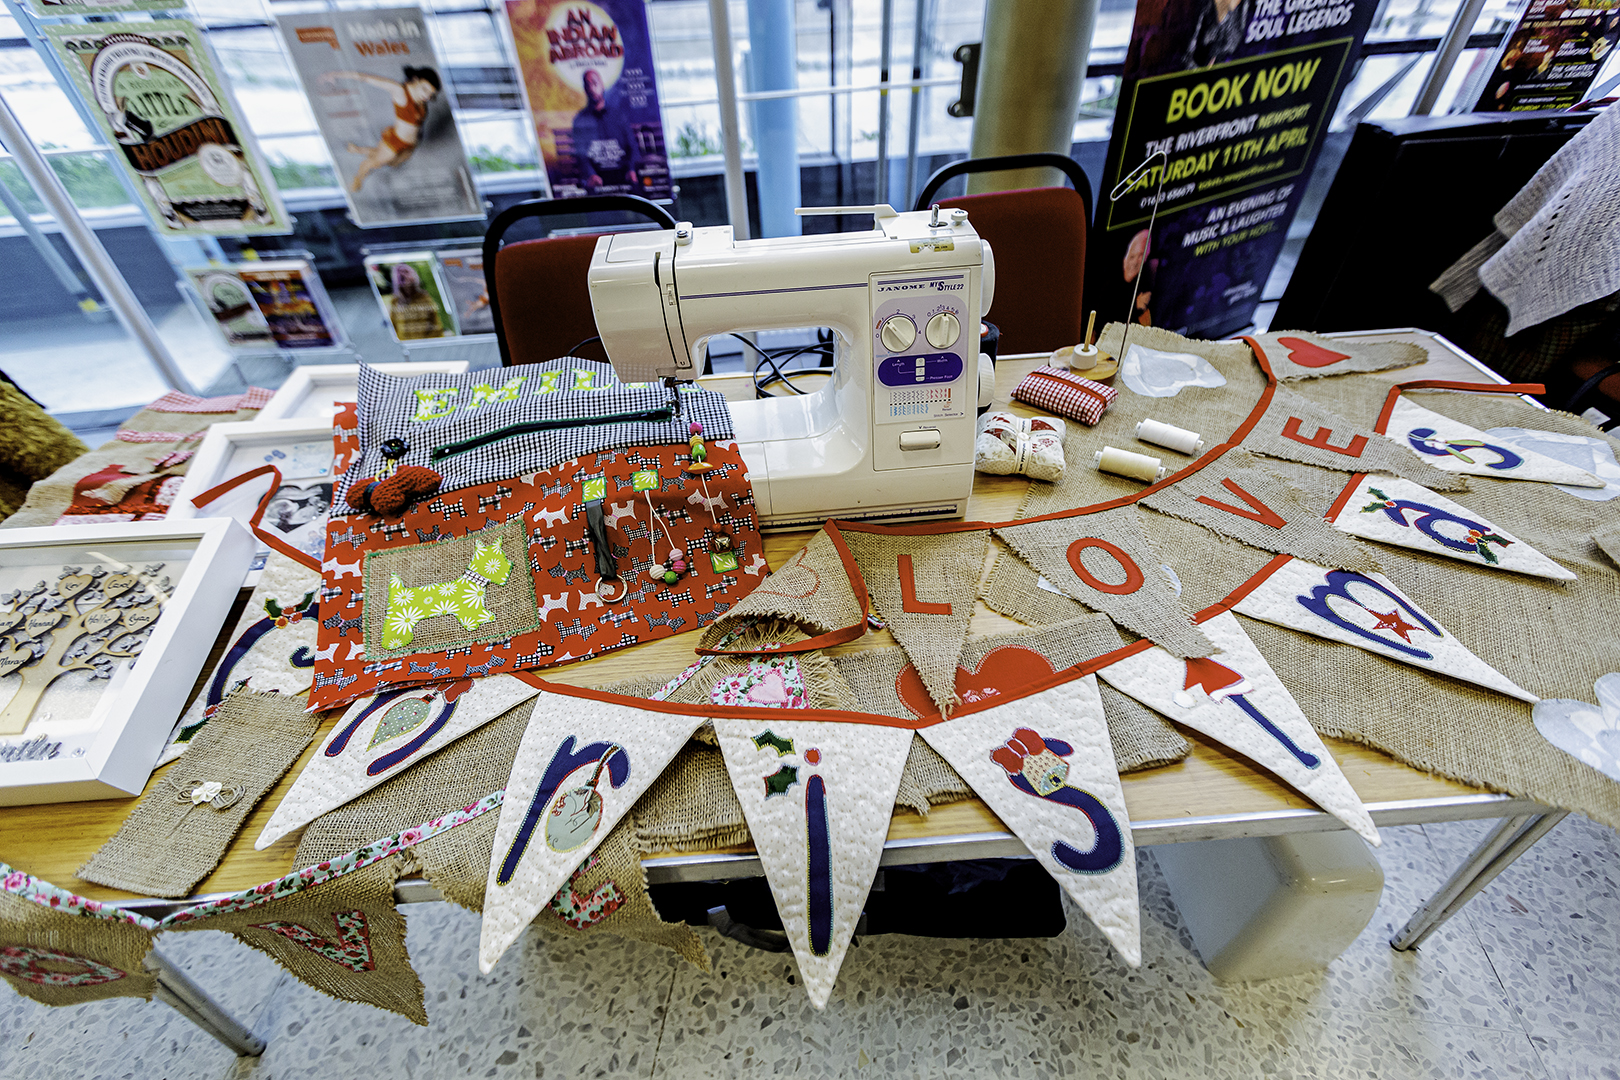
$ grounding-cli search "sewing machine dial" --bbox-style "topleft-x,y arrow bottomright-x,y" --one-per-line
872,272 -> 971,426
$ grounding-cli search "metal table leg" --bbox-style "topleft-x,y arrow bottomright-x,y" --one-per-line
1391,809 -> 1569,951
143,948 -> 267,1057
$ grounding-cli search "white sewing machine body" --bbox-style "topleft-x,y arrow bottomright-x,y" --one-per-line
588,206 -> 993,527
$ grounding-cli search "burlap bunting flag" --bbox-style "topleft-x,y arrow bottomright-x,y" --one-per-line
79,689 -> 319,898
479,690 -> 705,973
1140,448 -> 1381,574
256,674 -> 541,851
1232,557 -> 1537,703
165,852 -> 426,1023
1331,475 -> 1576,581
838,529 -> 989,713
698,528 -> 866,651
1245,386 -> 1467,491
832,615 -> 1191,772
713,717 -> 913,1009
1250,331 -> 1426,381
1596,524 -> 1620,570
1097,611 -> 1380,845
919,676 -> 1140,966
995,507 -> 1213,658
0,867 -> 157,1007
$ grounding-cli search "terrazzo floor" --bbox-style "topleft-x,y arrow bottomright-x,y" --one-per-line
2,815 -> 1616,1079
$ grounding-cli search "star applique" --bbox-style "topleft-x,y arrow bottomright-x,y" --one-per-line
1370,608 -> 1420,642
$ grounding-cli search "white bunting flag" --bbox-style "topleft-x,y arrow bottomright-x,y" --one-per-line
1331,474 -> 1576,581
1385,397 -> 1603,488
920,675 -> 1140,967
479,691 -> 705,973
713,719 -> 912,1010
1098,611 -> 1380,845
1233,557 -> 1536,704
256,675 -> 542,850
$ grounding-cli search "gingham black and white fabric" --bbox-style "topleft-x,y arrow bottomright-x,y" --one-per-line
334,359 -> 735,513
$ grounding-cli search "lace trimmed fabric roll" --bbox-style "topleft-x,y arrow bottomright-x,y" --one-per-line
975,411 -> 1067,482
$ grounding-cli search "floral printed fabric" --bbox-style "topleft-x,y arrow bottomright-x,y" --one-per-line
157,791 -> 504,928
0,944 -> 127,986
0,865 -> 158,930
710,657 -> 809,709
255,911 -> 375,972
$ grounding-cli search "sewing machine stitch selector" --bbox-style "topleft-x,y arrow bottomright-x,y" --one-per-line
879,314 -> 918,353
925,311 -> 960,349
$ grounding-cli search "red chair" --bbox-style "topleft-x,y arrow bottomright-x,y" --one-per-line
914,153 -> 1093,356
482,195 -> 677,368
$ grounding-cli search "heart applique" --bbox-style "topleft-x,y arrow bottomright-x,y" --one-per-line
1277,336 -> 1351,369
896,646 -> 1056,717
753,548 -> 821,601
711,658 -> 809,709
1533,673 -> 1620,782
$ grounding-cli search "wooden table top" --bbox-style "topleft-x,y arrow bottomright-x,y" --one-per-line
0,331 -> 1514,903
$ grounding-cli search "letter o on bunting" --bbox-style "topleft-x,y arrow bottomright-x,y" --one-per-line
1066,538 -> 1146,595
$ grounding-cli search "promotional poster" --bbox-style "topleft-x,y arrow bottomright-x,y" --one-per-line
276,8 -> 483,227
240,261 -> 344,349
365,253 -> 457,340
26,0 -> 179,12
187,267 -> 275,349
437,249 -> 495,335
1475,0 -> 1620,111
45,23 -> 288,236
1090,0 -> 1377,338
507,0 -> 671,201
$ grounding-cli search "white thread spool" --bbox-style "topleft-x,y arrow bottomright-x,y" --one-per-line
1135,419 -> 1203,455
1094,446 -> 1167,482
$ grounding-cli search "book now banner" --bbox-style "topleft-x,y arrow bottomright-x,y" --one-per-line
1087,0 -> 1379,339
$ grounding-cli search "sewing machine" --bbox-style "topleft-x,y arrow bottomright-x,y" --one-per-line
588,205 -> 995,527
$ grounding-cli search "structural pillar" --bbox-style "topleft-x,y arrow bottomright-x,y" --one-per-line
746,0 -> 802,236
967,0 -> 1099,193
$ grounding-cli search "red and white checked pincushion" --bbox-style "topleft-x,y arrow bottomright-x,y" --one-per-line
1011,366 -> 1118,426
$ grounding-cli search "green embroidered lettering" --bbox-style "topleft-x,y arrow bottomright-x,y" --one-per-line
533,371 -> 563,395
412,387 -> 459,421
467,376 -> 527,408
571,369 -> 596,390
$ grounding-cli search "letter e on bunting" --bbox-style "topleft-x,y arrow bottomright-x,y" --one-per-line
1245,387 -> 1466,491
838,529 -> 987,712
996,506 -> 1213,658
713,718 -> 913,1009
1231,557 -> 1536,702
919,676 -> 1141,966
0,867 -> 158,1007
1098,611 -> 1379,845
1141,448 -> 1381,574
479,690 -> 705,974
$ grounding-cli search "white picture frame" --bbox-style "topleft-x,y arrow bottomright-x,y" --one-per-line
0,518 -> 255,805
168,418 -> 339,583
258,361 -> 471,421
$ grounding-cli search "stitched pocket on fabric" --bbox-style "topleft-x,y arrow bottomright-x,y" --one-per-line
361,518 -> 540,661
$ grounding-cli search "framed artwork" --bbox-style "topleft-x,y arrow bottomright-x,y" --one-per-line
258,361 -> 471,422
0,518 -> 254,805
168,419 -> 338,580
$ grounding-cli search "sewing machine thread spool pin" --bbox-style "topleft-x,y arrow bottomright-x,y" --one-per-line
1095,446 -> 1167,483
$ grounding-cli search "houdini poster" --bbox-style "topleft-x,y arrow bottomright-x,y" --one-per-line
45,22 -> 288,236
276,7 -> 483,227
1089,0 -> 1377,338
507,0 -> 671,201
